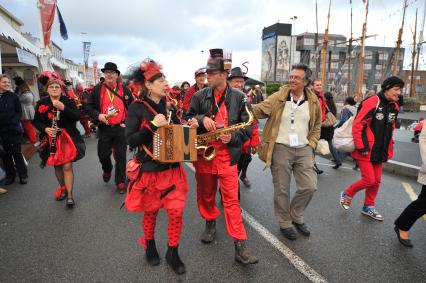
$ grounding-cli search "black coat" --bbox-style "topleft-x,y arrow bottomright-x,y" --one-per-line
33,95 -> 82,142
185,84 -> 252,166
87,82 -> 133,122
0,91 -> 23,144
125,96 -> 180,172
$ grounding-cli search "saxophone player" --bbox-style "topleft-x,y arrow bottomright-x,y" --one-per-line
186,48 -> 258,265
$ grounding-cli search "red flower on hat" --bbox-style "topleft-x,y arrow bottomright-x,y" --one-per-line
38,105 -> 49,113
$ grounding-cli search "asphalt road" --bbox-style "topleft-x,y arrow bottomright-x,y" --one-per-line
1,137 -> 425,282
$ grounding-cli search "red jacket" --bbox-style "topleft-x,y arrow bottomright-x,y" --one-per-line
315,91 -> 326,122
182,83 -> 206,111
351,93 -> 399,163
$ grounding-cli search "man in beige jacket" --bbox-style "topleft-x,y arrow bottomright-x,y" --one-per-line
252,63 -> 322,240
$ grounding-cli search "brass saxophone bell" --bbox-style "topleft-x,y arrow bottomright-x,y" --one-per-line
195,145 -> 216,161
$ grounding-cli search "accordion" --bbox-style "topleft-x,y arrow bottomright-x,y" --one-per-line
153,125 -> 197,163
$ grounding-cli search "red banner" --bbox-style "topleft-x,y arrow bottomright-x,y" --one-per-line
39,0 -> 57,47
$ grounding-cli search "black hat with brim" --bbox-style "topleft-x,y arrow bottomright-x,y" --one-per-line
228,67 -> 248,81
101,62 -> 120,75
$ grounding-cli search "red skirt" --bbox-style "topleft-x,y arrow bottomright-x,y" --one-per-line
125,165 -> 188,212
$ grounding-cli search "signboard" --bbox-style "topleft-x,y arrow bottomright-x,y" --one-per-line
16,47 -> 39,67
261,36 -> 276,82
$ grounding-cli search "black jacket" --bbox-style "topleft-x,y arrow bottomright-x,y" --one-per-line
33,95 -> 82,141
185,84 -> 252,166
87,82 -> 133,123
0,91 -> 23,143
125,97 -> 180,172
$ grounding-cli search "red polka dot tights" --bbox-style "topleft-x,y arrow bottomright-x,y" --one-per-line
142,209 -> 183,247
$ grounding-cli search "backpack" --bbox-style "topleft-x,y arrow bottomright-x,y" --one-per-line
333,96 -> 380,153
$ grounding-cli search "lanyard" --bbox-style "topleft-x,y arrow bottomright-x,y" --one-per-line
290,93 -> 304,130
106,85 -> 119,103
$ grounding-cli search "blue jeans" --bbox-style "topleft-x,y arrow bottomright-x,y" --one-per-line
327,139 -> 341,164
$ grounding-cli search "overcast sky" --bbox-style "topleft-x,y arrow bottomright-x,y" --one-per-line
3,0 -> 425,84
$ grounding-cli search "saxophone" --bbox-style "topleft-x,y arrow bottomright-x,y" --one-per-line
196,104 -> 254,160
50,109 -> 60,155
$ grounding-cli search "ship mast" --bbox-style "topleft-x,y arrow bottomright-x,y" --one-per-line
415,0 -> 426,77
410,9 -> 418,98
321,0 -> 332,89
356,0 -> 369,100
392,0 -> 408,76
347,0 -> 353,97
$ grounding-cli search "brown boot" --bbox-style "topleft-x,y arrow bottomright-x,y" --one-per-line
200,220 -> 216,244
234,240 -> 258,264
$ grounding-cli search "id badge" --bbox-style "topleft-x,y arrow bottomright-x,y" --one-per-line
289,133 -> 299,147
107,105 -> 116,115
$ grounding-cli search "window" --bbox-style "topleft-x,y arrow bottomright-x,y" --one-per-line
303,38 -> 314,46
364,63 -> 371,70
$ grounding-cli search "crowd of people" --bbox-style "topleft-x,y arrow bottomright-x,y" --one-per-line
1,48 -> 425,275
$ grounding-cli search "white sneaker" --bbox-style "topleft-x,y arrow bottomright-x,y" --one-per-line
0,187 -> 7,194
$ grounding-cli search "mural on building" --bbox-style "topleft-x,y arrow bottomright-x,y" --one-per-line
261,36 -> 276,82
276,36 -> 291,82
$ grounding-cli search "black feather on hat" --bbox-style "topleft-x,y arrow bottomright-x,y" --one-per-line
381,76 -> 405,91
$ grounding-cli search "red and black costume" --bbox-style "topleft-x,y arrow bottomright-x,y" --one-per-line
33,95 -> 86,168
124,96 -> 188,255
75,85 -> 91,137
344,91 -> 399,207
182,83 -> 207,113
186,84 -> 252,241
87,81 -> 133,188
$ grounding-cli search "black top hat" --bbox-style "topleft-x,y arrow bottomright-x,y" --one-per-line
101,62 -> 120,75
228,67 -> 248,81
205,48 -> 231,73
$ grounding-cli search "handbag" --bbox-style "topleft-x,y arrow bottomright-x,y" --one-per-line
126,156 -> 141,181
333,116 -> 355,153
315,139 -> 330,155
322,105 -> 337,127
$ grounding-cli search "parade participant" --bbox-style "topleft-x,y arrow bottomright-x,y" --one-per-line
75,84 -> 91,138
340,76 -> 403,221
252,64 -> 322,240
394,124 -> 426,248
186,49 -> 258,264
16,79 -> 37,144
311,78 -> 326,174
37,71 -> 63,99
0,74 -> 28,185
125,59 -> 193,274
182,68 -> 207,114
33,79 -> 86,208
87,62 -> 133,194
321,92 -> 342,169
227,67 -> 260,188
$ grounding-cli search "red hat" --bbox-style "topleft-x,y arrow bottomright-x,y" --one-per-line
140,60 -> 163,81
76,84 -> 83,91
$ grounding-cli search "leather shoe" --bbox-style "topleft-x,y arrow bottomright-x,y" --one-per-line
332,163 -> 342,170
19,177 -> 28,184
394,226 -> 413,248
292,222 -> 311,236
4,178 -> 15,185
102,171 -> 111,183
280,227 -> 297,240
313,164 -> 323,175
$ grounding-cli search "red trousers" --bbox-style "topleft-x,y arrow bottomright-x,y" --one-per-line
194,147 -> 247,241
22,120 -> 37,143
344,160 -> 383,206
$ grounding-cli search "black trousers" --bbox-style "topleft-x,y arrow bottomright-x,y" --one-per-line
237,153 -> 252,177
97,125 -> 127,184
2,143 -> 28,180
395,185 -> 426,231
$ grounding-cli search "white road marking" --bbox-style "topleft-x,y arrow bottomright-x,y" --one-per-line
185,163 -> 328,283
401,182 -> 426,220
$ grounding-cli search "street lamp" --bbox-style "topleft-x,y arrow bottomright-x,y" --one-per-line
81,32 -> 87,87
201,50 -> 205,64
289,16 -> 298,72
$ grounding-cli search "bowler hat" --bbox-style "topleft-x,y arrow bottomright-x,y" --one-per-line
101,62 -> 120,75
227,67 -> 248,81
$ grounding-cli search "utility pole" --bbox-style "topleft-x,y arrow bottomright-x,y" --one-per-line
314,0 -> 319,78
410,9 -> 418,98
392,0 -> 408,76
321,0 -> 332,89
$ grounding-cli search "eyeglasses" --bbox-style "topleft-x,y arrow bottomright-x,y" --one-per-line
104,70 -> 117,75
48,86 -> 61,89
289,75 -> 305,81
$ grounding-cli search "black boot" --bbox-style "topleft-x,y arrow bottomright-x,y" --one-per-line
234,240 -> 258,264
313,163 -> 323,175
165,245 -> 186,275
146,239 -> 160,266
200,220 -> 216,244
